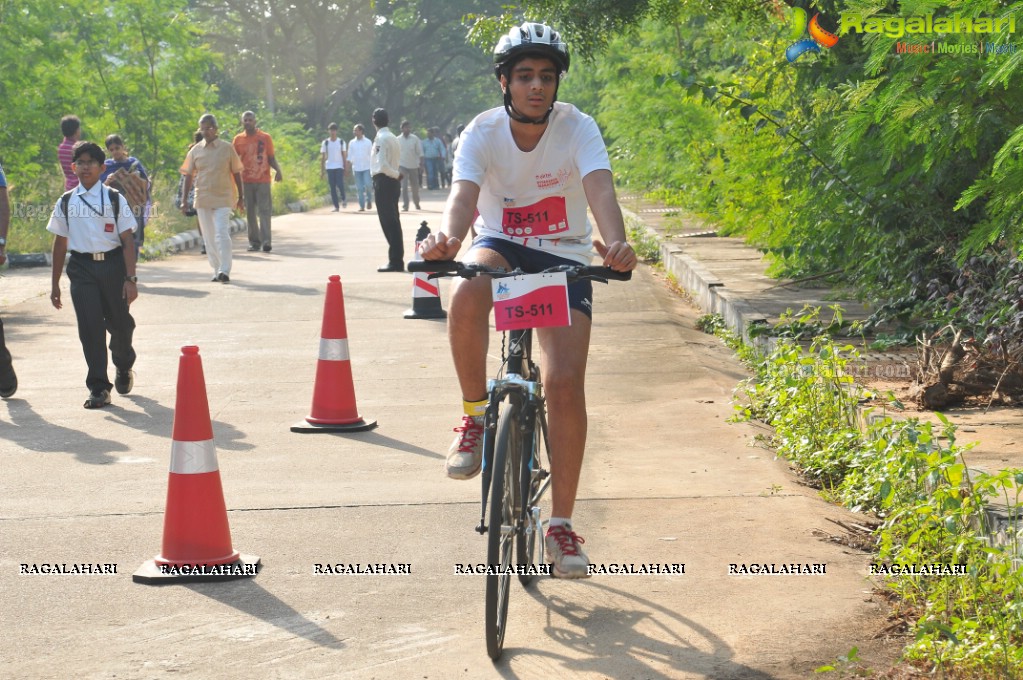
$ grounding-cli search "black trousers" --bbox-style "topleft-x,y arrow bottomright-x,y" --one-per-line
67,251 -> 136,393
326,168 -> 346,209
373,173 -> 404,267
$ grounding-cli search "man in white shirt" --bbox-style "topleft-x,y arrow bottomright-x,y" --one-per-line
370,108 -> 404,272
419,23 -> 637,579
397,120 -> 423,211
348,124 -> 374,211
47,141 -> 140,409
320,123 -> 348,211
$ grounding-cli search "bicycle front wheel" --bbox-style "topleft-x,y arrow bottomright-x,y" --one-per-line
516,404 -> 546,587
485,402 -> 517,660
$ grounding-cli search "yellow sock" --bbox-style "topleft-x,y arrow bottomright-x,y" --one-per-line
463,398 -> 487,418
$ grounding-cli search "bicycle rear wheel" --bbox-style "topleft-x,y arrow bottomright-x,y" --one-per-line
485,402 -> 517,660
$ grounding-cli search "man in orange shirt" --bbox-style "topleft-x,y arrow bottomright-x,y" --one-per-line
233,111 -> 283,253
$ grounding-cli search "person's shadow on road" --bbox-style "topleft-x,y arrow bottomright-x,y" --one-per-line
0,399 -> 125,465
106,394 -> 255,453
496,579 -> 776,680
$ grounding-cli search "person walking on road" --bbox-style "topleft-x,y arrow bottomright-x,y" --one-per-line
320,123 -> 348,212
233,111 -> 282,252
47,141 -> 140,409
0,161 -> 16,398
422,127 -> 445,191
397,120 -> 423,211
101,134 -> 151,257
418,22 -> 637,579
370,108 -> 404,272
180,114 -> 244,283
348,124 -> 373,211
58,115 -> 82,191
176,130 -> 204,254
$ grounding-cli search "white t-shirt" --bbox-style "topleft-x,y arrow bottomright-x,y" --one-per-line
320,137 -> 346,169
453,102 -> 611,264
348,136 -> 373,172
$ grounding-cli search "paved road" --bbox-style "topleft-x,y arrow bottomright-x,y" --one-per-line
0,196 -> 894,678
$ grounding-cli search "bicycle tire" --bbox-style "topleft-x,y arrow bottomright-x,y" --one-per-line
485,401 -> 517,660
516,405 -> 545,587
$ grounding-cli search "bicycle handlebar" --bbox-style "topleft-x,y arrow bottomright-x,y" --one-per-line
407,260 -> 632,282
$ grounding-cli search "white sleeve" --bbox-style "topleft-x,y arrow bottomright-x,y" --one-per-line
46,197 -> 69,237
574,115 -> 612,178
452,124 -> 485,185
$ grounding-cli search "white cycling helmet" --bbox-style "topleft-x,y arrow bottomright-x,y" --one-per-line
493,22 -> 570,78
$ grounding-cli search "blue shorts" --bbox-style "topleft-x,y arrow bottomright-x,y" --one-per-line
468,237 -> 593,319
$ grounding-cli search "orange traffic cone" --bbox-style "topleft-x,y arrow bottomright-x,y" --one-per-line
134,346 -> 260,584
291,275 -> 377,433
405,222 -> 447,320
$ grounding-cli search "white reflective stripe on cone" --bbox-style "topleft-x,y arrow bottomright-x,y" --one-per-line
319,338 -> 350,362
169,439 -> 219,474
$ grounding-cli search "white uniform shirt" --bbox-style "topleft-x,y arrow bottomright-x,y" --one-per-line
348,136 -> 373,172
46,182 -> 136,253
320,138 -> 346,170
453,102 -> 612,264
371,127 -> 401,180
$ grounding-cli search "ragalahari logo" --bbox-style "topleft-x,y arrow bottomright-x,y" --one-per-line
785,7 -> 840,62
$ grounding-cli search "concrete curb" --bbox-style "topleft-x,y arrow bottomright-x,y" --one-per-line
622,206 -> 772,351
5,194 -> 332,267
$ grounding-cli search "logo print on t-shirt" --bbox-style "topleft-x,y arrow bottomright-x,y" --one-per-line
535,172 -> 559,190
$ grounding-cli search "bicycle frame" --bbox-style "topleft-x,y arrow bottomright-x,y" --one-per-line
476,328 -> 549,538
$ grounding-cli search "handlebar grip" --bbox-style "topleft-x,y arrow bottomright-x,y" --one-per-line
582,266 -> 632,281
407,260 -> 459,273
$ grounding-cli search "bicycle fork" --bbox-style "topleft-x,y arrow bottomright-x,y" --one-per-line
476,375 -> 541,536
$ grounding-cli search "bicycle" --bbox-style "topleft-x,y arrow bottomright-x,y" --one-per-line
407,258 -> 631,660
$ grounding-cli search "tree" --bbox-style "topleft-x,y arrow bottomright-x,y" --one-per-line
0,0 -> 215,190
197,0 -> 504,134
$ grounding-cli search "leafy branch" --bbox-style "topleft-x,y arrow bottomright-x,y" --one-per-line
659,70 -> 872,209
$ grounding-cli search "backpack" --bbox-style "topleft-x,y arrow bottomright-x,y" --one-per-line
61,187 -> 122,228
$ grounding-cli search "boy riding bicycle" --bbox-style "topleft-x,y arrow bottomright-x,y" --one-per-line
418,22 -> 638,579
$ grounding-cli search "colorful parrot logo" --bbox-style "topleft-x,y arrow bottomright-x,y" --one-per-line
785,7 -> 839,62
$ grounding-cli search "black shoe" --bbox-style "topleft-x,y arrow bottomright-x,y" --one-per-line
115,369 -> 134,395
217,273 -> 230,283
211,275 -> 219,282
248,244 -> 261,252
262,245 -> 272,252
366,202 -> 372,210
0,370 -> 16,399
200,246 -> 206,255
377,263 -> 405,272
84,389 -> 111,409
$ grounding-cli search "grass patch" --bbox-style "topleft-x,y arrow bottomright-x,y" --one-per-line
721,307 -> 1023,677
